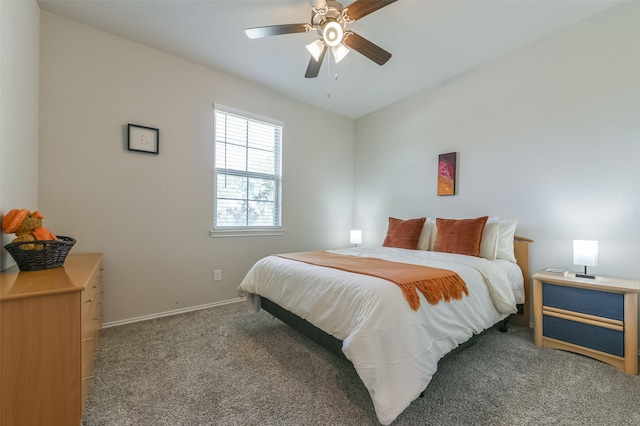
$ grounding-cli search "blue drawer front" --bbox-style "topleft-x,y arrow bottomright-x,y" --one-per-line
543,283 -> 623,321
543,315 -> 624,357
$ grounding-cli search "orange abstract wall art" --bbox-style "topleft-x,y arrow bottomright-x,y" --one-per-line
437,152 -> 457,196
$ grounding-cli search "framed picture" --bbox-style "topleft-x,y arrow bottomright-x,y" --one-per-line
128,124 -> 159,154
437,152 -> 457,196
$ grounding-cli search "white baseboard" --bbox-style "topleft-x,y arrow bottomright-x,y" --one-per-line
102,297 -> 246,329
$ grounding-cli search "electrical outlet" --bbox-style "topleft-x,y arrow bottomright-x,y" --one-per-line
213,270 -> 222,282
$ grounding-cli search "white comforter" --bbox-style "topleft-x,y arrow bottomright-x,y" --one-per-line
237,247 -> 520,425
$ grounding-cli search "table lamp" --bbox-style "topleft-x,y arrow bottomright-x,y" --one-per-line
350,230 -> 362,247
573,240 -> 598,279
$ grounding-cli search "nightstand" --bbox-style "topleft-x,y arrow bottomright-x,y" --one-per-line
533,272 -> 639,375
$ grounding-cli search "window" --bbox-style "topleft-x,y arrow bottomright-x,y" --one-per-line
212,105 -> 282,236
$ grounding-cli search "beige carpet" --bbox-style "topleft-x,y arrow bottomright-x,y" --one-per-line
81,301 -> 640,425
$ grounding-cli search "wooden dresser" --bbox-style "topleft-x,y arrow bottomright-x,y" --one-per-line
0,253 -> 103,425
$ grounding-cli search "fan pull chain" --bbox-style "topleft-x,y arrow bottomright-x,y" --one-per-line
326,47 -> 332,98
326,48 -> 340,99
326,58 -> 330,98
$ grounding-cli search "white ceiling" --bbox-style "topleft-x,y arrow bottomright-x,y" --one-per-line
37,0 -> 621,119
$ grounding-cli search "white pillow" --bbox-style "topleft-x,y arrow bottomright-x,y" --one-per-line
418,218 -> 435,250
496,218 -> 518,263
428,218 -> 439,250
479,217 -> 500,260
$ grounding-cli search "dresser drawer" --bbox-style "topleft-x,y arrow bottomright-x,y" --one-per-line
543,283 -> 624,321
81,348 -> 95,410
82,287 -> 99,319
81,271 -> 102,332
82,335 -> 97,379
82,296 -> 98,341
543,315 -> 624,357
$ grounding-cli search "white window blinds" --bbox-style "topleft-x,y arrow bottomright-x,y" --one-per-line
213,106 -> 282,231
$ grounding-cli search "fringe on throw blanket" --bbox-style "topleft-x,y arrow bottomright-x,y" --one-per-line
397,275 -> 468,310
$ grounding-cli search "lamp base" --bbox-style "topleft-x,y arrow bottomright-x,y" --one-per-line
575,272 -> 596,279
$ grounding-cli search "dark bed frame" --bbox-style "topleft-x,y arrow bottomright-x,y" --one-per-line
259,236 -> 532,395
261,296 -> 511,365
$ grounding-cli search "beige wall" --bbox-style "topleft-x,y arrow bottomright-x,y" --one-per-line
8,2 -> 639,329
0,0 -> 40,270
39,11 -> 354,325
354,2 -> 640,324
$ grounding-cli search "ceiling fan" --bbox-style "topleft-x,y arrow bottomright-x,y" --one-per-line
245,0 -> 398,78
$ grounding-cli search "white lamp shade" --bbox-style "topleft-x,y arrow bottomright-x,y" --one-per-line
573,240 -> 598,267
350,230 -> 362,245
323,21 -> 343,47
305,39 -> 325,61
332,43 -> 350,63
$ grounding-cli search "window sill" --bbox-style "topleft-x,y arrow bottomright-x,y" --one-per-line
209,229 -> 285,238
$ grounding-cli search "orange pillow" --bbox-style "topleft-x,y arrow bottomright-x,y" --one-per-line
382,217 -> 426,250
434,216 -> 489,257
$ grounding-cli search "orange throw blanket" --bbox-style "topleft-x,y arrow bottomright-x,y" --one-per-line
276,251 -> 469,311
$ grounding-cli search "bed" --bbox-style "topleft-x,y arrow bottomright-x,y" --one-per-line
237,216 -> 532,425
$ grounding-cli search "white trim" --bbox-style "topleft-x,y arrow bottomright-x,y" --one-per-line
101,297 -> 246,329
210,228 -> 285,238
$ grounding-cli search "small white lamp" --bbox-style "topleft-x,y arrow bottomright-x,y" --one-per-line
573,240 -> 598,279
350,230 -> 362,247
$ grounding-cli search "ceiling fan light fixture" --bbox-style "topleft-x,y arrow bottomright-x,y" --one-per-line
305,39 -> 325,61
245,0 -> 398,78
332,43 -> 350,63
322,21 -> 343,47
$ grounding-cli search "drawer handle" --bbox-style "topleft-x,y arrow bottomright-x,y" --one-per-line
85,298 -> 94,303
93,317 -> 100,321
92,285 -> 99,289
543,309 -> 624,331
83,376 -> 93,381
83,337 -> 94,342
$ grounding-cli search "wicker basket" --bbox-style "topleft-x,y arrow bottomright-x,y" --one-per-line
4,236 -> 76,271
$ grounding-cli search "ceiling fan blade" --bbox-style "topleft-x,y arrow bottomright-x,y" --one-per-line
305,45 -> 327,78
343,32 -> 391,65
344,0 -> 398,22
245,24 -> 309,39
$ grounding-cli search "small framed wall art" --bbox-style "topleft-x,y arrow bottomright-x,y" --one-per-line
437,152 -> 457,196
128,123 -> 159,154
